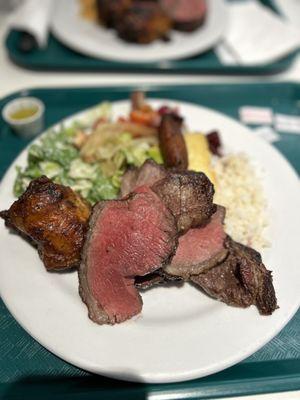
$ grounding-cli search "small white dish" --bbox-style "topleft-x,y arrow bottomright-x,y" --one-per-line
2,97 -> 45,139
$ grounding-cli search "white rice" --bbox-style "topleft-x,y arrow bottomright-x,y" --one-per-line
213,154 -> 269,250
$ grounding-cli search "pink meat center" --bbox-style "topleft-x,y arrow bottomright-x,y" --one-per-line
170,210 -> 225,268
87,187 -> 176,323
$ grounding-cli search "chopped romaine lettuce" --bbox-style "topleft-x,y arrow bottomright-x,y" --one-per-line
79,102 -> 112,126
13,102 -> 163,204
68,159 -> 99,180
147,146 -> 163,164
88,176 -> 119,202
38,161 -> 62,179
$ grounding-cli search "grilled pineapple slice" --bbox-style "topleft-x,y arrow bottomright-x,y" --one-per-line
184,133 -> 216,185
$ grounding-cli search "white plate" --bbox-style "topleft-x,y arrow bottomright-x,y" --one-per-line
0,99 -> 299,384
51,0 -> 228,63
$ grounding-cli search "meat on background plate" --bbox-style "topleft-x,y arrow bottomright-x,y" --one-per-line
161,0 -> 207,32
116,2 -> 172,44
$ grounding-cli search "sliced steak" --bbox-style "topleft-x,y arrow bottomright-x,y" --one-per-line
135,268 -> 182,289
191,237 -> 278,315
230,240 -> 278,315
134,272 -> 166,290
120,159 -> 167,197
165,206 -> 227,279
161,0 -> 207,32
79,186 -> 178,324
152,170 -> 215,233
121,160 -> 215,233
120,167 -> 139,198
158,114 -> 188,170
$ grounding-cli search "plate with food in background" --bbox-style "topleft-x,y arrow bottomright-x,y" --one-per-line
0,92 -> 299,383
51,0 -> 228,62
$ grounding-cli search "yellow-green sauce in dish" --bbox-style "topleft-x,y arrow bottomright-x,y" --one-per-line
10,106 -> 38,120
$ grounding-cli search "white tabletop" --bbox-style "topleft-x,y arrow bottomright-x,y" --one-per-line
1,14 -> 300,400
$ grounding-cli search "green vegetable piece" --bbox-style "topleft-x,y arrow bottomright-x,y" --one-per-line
71,179 -> 93,199
39,161 -> 62,179
13,167 -> 25,197
88,176 -> 119,203
119,132 -> 132,143
69,159 -> 98,180
28,144 -> 45,162
147,146 -> 163,164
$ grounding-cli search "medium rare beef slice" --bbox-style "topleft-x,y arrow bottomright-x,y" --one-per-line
120,167 -> 139,198
191,238 -> 277,315
121,161 -> 215,233
120,159 -> 167,197
79,186 -> 178,324
152,170 -> 215,233
165,206 -> 227,279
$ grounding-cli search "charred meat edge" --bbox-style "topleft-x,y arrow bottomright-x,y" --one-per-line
79,191 -> 179,325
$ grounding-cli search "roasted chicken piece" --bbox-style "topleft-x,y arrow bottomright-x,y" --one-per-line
96,0 -> 132,27
116,2 -> 171,44
0,176 -> 91,271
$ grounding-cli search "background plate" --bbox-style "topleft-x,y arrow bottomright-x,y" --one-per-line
6,1 -> 297,74
51,0 -> 228,63
0,94 -> 299,384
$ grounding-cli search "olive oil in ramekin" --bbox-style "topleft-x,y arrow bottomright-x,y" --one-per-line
10,106 -> 39,120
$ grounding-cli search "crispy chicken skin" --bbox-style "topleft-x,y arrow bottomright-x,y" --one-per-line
96,0 -> 132,28
0,176 -> 91,271
116,2 -> 171,44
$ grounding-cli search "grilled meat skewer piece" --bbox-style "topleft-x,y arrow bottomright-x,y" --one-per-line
158,114 -> 188,170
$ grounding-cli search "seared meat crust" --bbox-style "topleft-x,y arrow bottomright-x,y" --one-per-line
116,2 -> 171,44
158,114 -> 188,170
152,170 -> 215,233
0,176 -> 91,271
191,237 -> 277,315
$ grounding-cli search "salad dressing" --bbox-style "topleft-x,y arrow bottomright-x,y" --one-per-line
10,106 -> 38,120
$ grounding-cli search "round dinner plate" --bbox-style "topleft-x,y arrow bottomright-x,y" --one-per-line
0,99 -> 299,383
51,0 -> 228,63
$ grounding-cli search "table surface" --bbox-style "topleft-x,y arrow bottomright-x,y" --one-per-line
0,13 -> 300,400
